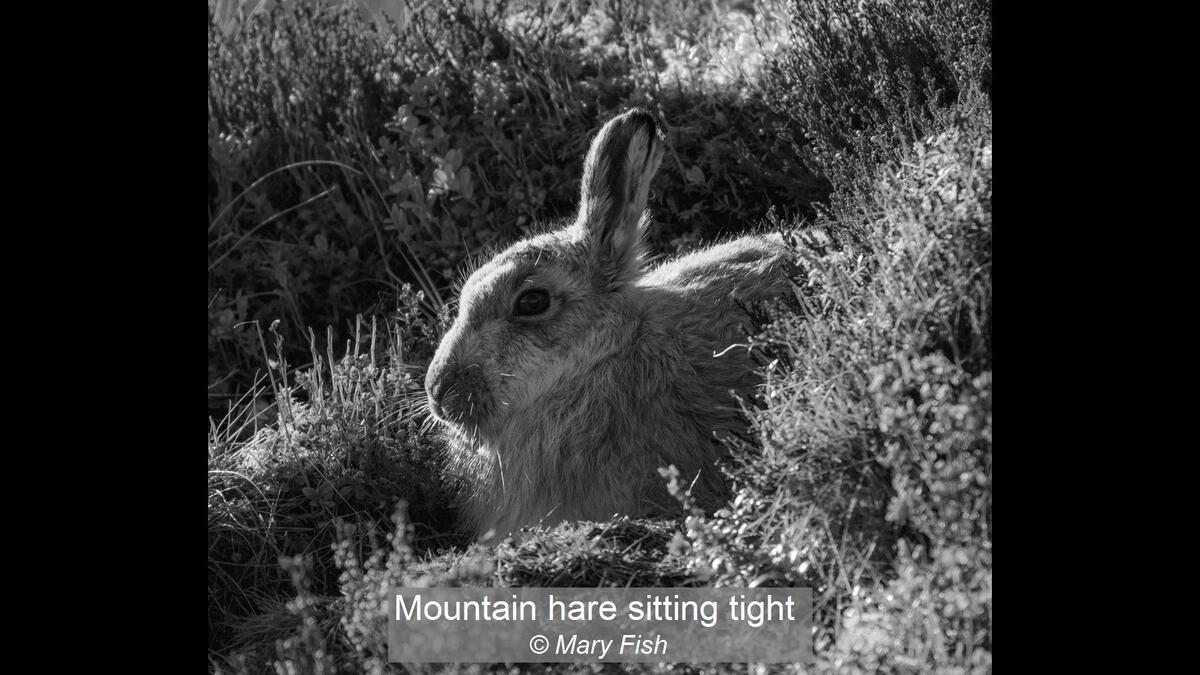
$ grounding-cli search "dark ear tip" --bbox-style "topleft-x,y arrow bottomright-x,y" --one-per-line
619,107 -> 666,140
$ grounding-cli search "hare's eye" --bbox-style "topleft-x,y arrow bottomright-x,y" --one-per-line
514,289 -> 551,317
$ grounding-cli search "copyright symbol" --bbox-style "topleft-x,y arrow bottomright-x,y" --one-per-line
529,634 -> 549,655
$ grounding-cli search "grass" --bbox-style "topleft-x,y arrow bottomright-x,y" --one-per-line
208,1 -> 992,672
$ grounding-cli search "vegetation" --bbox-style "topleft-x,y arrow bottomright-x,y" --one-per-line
208,0 -> 991,672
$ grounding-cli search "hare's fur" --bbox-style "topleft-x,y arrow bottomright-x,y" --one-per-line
425,109 -> 792,541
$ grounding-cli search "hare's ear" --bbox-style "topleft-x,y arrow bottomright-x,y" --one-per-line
577,108 -> 665,287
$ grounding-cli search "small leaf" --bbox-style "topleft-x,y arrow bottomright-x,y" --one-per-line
458,167 -> 474,199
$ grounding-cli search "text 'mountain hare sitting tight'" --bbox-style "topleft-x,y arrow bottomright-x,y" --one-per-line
425,108 -> 792,541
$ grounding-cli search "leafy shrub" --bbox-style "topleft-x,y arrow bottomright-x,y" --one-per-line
677,124 -> 991,672
208,286 -> 455,659
763,0 -> 992,203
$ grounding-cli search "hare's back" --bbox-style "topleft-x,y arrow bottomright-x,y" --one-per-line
641,233 -> 791,303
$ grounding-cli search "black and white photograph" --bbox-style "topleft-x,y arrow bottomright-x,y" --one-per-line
208,0 -> 992,671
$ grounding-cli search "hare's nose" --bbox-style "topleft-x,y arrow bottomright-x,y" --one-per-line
426,360 -> 467,414
426,364 -> 450,412
426,360 -> 489,424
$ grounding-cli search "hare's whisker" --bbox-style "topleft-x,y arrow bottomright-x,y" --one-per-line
494,445 -> 506,494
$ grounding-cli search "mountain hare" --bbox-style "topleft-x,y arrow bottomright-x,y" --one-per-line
425,109 -> 793,541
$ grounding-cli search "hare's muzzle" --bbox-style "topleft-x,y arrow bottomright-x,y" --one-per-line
425,359 -> 491,426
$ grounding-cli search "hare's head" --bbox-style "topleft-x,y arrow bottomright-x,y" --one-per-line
425,109 -> 666,435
